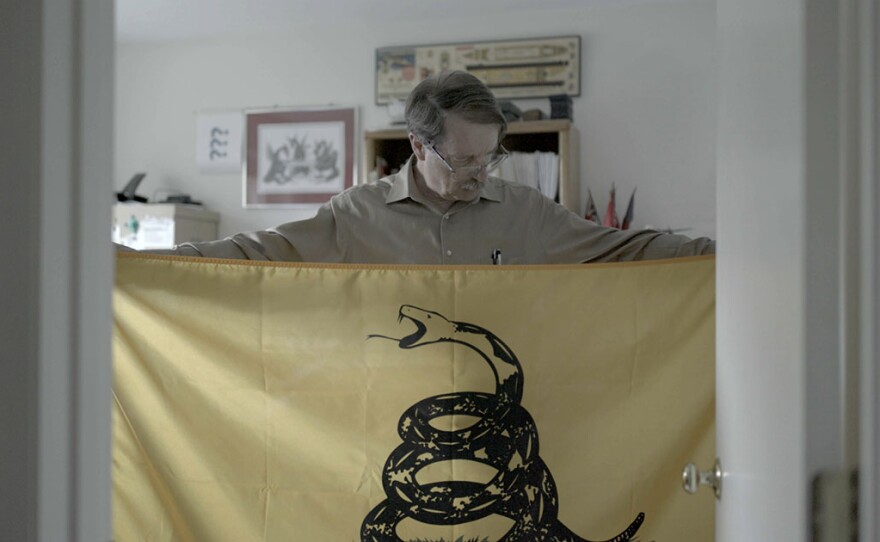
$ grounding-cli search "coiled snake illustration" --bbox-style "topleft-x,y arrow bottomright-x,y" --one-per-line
361,305 -> 645,542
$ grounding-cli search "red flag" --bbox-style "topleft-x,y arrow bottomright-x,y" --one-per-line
584,189 -> 601,224
603,185 -> 619,229
621,188 -> 636,230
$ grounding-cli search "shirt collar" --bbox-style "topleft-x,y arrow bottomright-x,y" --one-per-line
385,155 -> 503,204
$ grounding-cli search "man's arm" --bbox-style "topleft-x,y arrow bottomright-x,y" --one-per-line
117,202 -> 343,262
539,198 -> 715,263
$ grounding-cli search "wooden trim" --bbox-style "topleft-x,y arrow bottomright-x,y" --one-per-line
363,119 -> 575,141
860,0 -> 880,538
506,119 -> 574,134
36,0 -> 115,540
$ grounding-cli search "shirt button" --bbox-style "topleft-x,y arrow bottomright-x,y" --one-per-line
446,250 -> 453,256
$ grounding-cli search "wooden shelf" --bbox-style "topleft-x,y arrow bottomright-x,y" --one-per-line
362,119 -> 580,213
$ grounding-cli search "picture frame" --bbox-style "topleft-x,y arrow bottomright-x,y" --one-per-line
375,35 -> 581,105
243,106 -> 356,208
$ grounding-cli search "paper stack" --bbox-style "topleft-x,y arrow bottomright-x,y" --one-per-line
492,151 -> 560,200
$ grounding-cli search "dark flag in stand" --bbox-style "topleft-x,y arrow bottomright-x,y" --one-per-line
584,189 -> 601,224
603,185 -> 619,229
621,188 -> 636,230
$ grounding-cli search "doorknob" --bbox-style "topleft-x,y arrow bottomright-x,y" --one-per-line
682,458 -> 722,499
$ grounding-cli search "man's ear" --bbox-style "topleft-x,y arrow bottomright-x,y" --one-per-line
409,133 -> 427,161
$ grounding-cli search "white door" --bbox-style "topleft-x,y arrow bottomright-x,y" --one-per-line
0,0 -> 115,540
714,1 -> 876,540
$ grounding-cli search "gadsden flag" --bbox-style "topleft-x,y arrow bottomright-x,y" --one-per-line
113,255 -> 715,541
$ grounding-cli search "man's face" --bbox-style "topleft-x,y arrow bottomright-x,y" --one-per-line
418,114 -> 500,204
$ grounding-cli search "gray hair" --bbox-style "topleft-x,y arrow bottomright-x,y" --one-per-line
405,70 -> 507,145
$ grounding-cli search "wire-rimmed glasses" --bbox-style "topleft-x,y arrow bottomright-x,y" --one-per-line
426,143 -> 509,177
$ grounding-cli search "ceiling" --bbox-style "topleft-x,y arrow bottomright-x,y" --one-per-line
115,0 -> 687,42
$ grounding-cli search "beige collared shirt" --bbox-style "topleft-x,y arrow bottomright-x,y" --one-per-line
171,156 -> 714,264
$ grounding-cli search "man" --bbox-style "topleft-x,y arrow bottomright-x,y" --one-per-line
149,71 -> 713,264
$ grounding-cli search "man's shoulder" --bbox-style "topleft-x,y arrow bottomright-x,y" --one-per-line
345,180 -> 395,195
485,176 -> 554,204
331,179 -> 393,205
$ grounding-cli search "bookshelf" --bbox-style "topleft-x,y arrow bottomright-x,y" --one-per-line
362,119 -> 580,213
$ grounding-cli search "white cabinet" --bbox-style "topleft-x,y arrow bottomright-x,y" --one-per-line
112,203 -> 219,250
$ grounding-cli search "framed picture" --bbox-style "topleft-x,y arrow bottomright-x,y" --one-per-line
375,35 -> 580,105
243,106 -> 356,208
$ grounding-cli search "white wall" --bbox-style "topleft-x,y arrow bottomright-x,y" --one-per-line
115,0 -> 716,240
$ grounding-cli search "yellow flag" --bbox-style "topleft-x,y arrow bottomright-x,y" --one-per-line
113,255 -> 715,541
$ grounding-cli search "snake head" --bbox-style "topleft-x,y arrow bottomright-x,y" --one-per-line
396,305 -> 455,349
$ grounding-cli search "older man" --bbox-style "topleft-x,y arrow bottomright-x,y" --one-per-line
158,71 -> 713,264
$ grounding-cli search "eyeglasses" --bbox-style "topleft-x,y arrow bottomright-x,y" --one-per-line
426,143 -> 509,177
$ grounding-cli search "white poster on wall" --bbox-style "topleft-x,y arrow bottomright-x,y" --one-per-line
196,111 -> 243,173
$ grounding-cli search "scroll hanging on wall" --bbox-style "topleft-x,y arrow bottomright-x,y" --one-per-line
375,35 -> 581,105
195,110 -> 243,174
